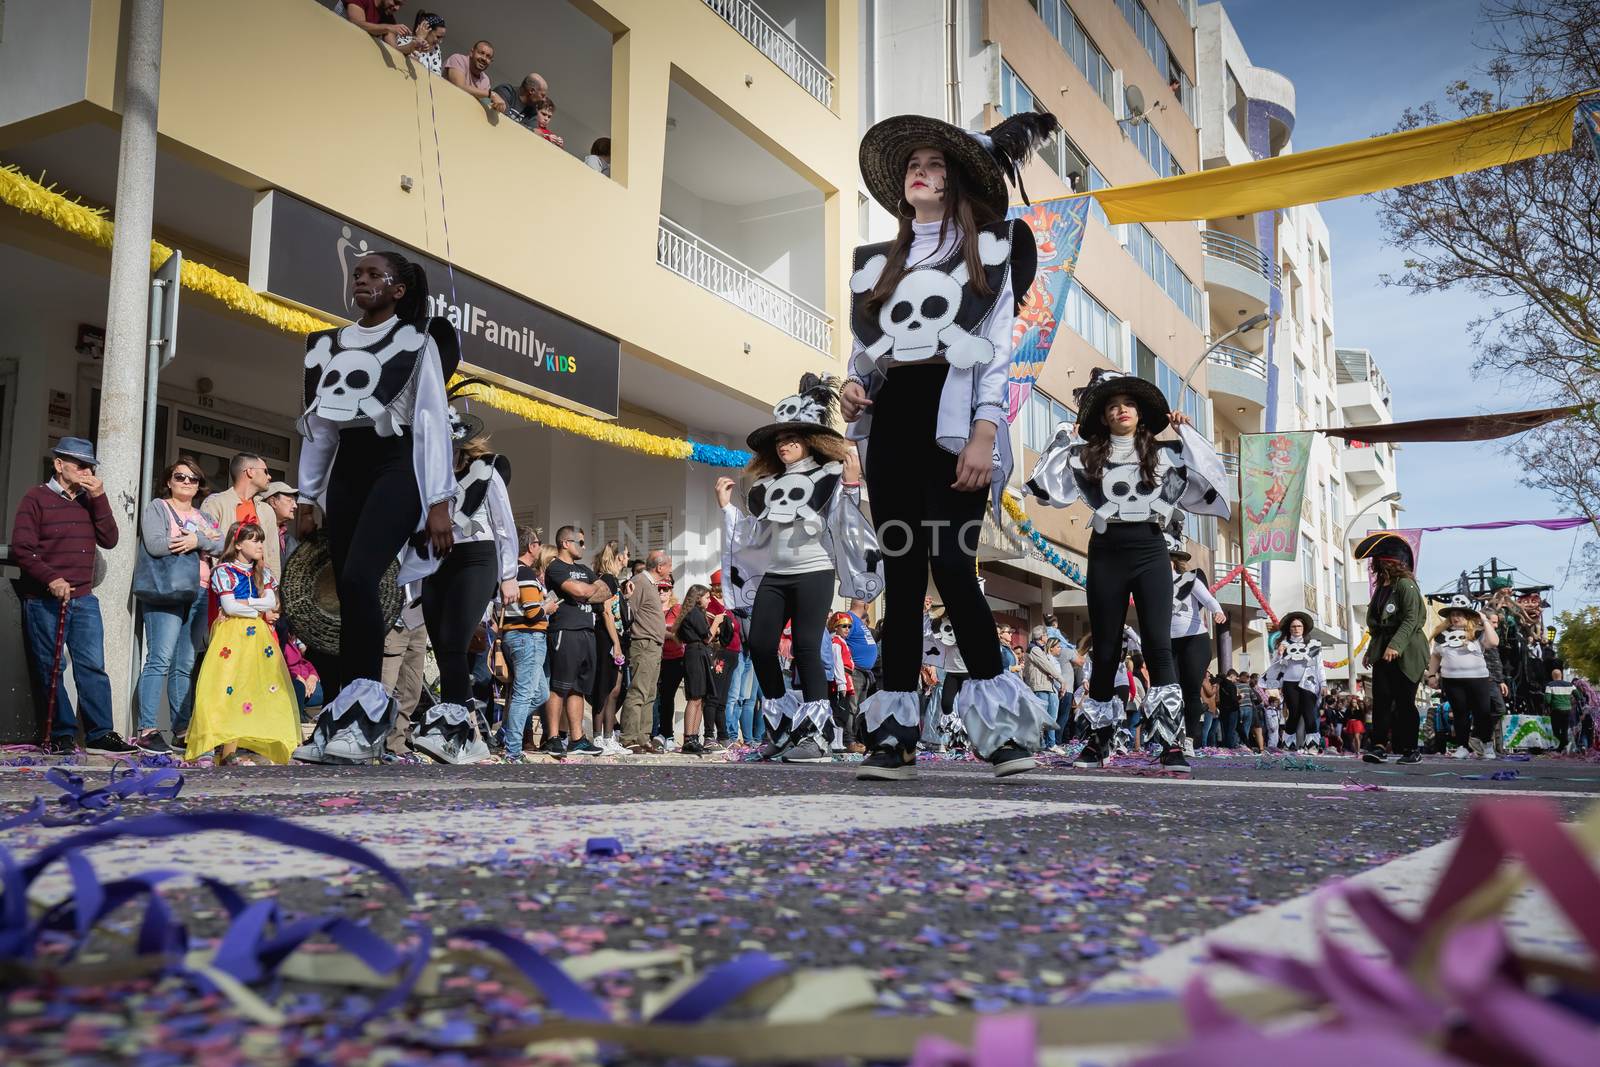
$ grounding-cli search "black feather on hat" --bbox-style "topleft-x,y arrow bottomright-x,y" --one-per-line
746,374 -> 846,453
860,111 -> 1062,219
447,377 -> 490,443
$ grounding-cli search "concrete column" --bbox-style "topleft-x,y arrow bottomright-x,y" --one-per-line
96,0 -> 164,736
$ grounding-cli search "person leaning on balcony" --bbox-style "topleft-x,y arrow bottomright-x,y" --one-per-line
533,98 -> 565,149
488,73 -> 549,130
393,10 -> 446,75
341,0 -> 405,42
584,137 -> 612,177
444,40 -> 497,104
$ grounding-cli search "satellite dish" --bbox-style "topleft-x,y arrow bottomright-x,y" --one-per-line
1124,83 -> 1147,122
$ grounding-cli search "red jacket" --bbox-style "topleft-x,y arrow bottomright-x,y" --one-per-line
10,483 -> 119,598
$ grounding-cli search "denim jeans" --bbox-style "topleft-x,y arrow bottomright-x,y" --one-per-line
502,630 -> 549,758
1037,691 -> 1059,746
137,591 -> 207,733
726,651 -> 758,741
22,594 -> 114,741
1219,706 -> 1240,748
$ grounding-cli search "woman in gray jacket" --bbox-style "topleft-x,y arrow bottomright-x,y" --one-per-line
134,456 -> 223,752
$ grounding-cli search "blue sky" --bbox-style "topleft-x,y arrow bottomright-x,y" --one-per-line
1214,0 -> 1596,612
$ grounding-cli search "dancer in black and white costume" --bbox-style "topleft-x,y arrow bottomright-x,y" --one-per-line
1167,516 -> 1226,756
840,110 -> 1060,781
718,375 -> 883,764
1027,367 -> 1230,772
411,388 -> 518,765
1262,611 -> 1325,751
293,252 -> 456,764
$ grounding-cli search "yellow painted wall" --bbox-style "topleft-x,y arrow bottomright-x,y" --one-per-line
82,0 -> 859,412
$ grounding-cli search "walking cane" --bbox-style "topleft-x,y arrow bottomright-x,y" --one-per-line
40,596 -> 69,748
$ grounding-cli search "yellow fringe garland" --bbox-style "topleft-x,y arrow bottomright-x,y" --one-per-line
0,163 -> 710,463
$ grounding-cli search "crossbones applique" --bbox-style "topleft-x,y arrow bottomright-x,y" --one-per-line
451,459 -> 494,540
749,464 -> 838,526
1090,451 -> 1177,534
1280,640 -> 1312,662
1440,629 -> 1470,650
1172,572 -> 1199,623
849,230 -> 1011,369
772,393 -> 826,424
305,322 -> 424,425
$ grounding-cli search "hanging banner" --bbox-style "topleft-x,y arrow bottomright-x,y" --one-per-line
1582,98 -> 1600,159
1367,528 -> 1426,596
1242,431 -> 1314,564
1004,196 -> 1091,423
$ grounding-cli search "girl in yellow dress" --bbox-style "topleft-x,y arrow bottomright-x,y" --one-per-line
187,522 -> 300,765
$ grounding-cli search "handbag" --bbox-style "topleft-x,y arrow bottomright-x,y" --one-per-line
132,501 -> 202,607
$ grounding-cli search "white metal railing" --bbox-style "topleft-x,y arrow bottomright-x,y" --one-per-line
657,216 -> 833,355
1201,230 -> 1278,283
1208,344 -> 1268,381
1219,556 -> 1262,584
1217,451 -> 1240,476
704,0 -> 834,108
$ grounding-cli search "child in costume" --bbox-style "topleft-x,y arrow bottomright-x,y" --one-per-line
717,375 -> 883,763
841,110 -> 1061,780
1425,593 -> 1500,759
1166,515 -> 1226,755
293,251 -> 456,764
1026,367 -> 1231,771
1263,611 -> 1326,751
188,522 -> 300,765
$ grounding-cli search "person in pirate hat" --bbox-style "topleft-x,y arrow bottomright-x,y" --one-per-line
1024,366 -> 1230,772
410,383 -> 517,765
292,251 -> 458,764
1262,610 -> 1326,752
1354,532 -> 1428,764
838,109 -> 1060,781
715,374 -> 883,764
1425,593 -> 1501,759
1166,514 -> 1226,760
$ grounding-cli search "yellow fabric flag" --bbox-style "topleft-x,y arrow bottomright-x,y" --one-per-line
1085,94 -> 1583,225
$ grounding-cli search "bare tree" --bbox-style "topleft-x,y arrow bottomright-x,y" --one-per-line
1370,0 -> 1600,587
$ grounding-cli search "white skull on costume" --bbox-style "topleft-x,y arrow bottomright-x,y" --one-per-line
305,323 -> 422,423
1171,574 -> 1198,628
772,394 -> 826,425
1101,464 -> 1159,522
1281,640 -> 1311,662
1441,629 -> 1469,649
752,464 -> 833,527
849,229 -> 1011,369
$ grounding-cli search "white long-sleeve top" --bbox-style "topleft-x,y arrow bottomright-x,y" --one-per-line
454,468 -> 519,582
846,219 -> 1017,517
211,563 -> 278,619
296,316 -> 456,587
1171,568 -> 1223,639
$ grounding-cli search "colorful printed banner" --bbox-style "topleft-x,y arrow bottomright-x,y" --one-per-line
1004,196 -> 1091,423
1582,98 -> 1600,159
1367,528 -> 1426,597
1242,431 -> 1314,564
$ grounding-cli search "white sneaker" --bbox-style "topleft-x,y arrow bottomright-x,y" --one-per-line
1467,737 -> 1488,759
1452,746 -> 1471,760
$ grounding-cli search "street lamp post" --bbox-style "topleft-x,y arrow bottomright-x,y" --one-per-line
1341,491 -> 1403,693
1177,312 -> 1271,399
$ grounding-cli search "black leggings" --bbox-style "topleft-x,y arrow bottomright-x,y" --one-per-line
1171,633 -> 1212,741
867,363 -> 1001,692
1371,657 -> 1420,754
325,428 -> 422,687
747,568 -> 832,702
1441,675 -> 1495,747
421,540 -> 498,705
1282,683 -> 1320,738
1086,523 -> 1175,701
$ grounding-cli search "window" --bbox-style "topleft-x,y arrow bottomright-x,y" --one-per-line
1023,389 -> 1075,454
1333,557 -> 1347,612
1113,0 -> 1196,121
1027,1 -> 1116,112
1065,282 -> 1126,367
1129,111 -> 1184,179
1150,354 -> 1208,439
1302,542 -> 1320,590
1128,225 -> 1203,328
1292,358 -> 1306,414
1224,64 -> 1249,144
1000,64 -> 1113,230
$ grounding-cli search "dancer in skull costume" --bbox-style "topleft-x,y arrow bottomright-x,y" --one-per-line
1262,611 -> 1325,751
841,110 -> 1060,781
718,375 -> 883,763
293,251 -> 456,763
1027,367 -> 1231,771
1166,516 -> 1226,756
411,387 -> 518,765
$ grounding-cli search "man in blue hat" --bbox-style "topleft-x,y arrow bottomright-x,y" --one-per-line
9,437 -> 134,754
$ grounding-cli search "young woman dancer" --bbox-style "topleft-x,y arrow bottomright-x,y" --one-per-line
1166,516 -> 1225,754
841,110 -> 1060,781
1426,593 -> 1500,759
412,397 -> 516,765
1262,611 -> 1326,751
1026,367 -> 1231,772
1356,532 -> 1429,765
717,374 -> 882,764
293,251 -> 456,763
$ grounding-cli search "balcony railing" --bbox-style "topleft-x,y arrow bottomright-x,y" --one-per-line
1217,451 -> 1240,476
1201,230 -> 1277,283
1218,557 -> 1262,584
657,216 -> 833,355
705,0 -> 834,108
1208,344 -> 1268,380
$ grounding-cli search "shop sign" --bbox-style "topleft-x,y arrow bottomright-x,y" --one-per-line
176,410 -> 293,463
250,191 -> 620,418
